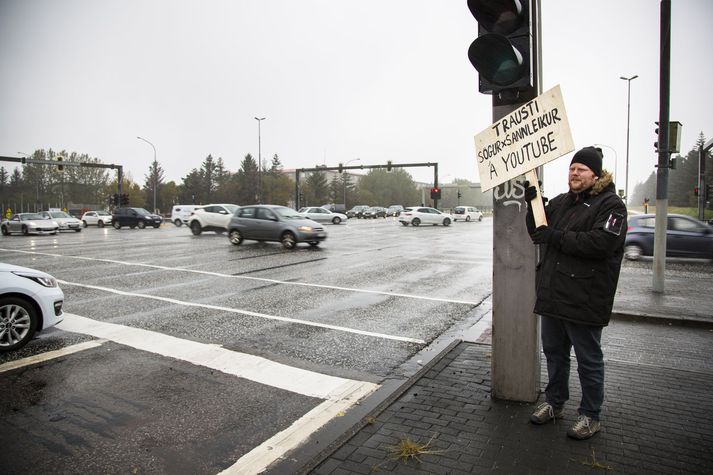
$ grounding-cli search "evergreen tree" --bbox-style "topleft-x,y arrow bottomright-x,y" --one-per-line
143,159 -> 166,212
304,167 -> 329,205
235,154 -> 259,204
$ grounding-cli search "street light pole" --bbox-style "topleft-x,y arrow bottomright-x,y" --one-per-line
255,117 -> 266,203
343,158 -> 360,208
137,136 -> 157,212
620,75 -> 638,205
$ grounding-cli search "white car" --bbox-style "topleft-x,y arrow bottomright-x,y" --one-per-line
188,204 -> 240,235
81,210 -> 113,228
451,206 -> 483,222
1,213 -> 59,236
398,207 -> 452,227
170,205 -> 198,227
39,210 -> 82,232
0,263 -> 64,352
298,206 -> 348,224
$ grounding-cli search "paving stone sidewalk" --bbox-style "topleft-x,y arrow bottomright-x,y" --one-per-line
311,318 -> 713,474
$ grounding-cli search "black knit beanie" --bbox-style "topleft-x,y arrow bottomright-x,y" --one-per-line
570,146 -> 603,177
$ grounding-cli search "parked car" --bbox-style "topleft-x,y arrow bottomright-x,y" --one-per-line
188,204 -> 239,235
39,210 -> 83,232
346,205 -> 370,219
398,207 -> 452,227
112,207 -> 163,229
228,205 -> 327,249
298,206 -> 348,224
170,205 -> 198,227
363,206 -> 387,219
451,206 -> 483,222
81,210 -> 112,228
321,203 -> 346,214
624,213 -> 713,260
386,205 -> 404,217
0,263 -> 64,352
1,213 -> 59,236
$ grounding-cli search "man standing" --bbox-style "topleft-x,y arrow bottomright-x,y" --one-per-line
524,146 -> 627,440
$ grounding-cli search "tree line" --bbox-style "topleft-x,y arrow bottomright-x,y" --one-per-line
1,149 -> 425,214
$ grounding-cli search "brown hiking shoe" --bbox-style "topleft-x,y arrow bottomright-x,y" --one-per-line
567,415 -> 601,440
530,403 -> 564,425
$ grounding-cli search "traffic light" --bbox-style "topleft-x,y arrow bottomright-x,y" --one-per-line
457,190 -> 462,199
467,0 -> 534,104
387,160 -> 393,172
430,187 -> 441,200
707,184 -> 713,201
338,163 -> 343,173
655,121 -> 683,153
112,193 -> 119,205
120,193 -> 129,206
57,156 -> 64,171
694,187 -> 699,197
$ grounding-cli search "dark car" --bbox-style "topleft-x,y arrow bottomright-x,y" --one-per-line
346,205 -> 369,219
624,213 -> 713,260
227,205 -> 326,249
112,207 -> 163,229
363,206 -> 386,219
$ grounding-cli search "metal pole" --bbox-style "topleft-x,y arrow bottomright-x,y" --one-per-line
255,117 -> 266,203
620,75 -> 638,205
652,0 -> 671,293
137,136 -> 157,212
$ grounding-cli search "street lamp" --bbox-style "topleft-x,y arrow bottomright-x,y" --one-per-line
137,136 -> 157,212
620,75 -> 638,205
343,158 -> 360,208
254,117 -> 266,203
593,143 -> 618,185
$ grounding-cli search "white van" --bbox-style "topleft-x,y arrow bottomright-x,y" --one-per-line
170,205 -> 197,226
451,206 -> 483,222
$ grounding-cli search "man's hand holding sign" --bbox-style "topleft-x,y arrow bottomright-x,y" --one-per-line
474,85 -> 575,227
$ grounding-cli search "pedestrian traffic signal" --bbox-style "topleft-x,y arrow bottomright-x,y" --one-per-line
430,187 -> 441,200
467,0 -> 534,103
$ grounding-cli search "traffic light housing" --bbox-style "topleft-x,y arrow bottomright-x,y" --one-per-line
694,187 -> 699,197
120,193 -> 129,206
467,0 -> 534,104
707,184 -> 713,201
430,187 -> 441,200
338,163 -> 343,173
57,156 -> 64,171
112,193 -> 119,205
457,190 -> 462,199
386,160 -> 393,172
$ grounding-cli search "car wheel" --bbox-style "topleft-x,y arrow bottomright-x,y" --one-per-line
130,224 -> 136,229
137,221 -> 146,229
22,225 -> 29,236
174,219 -> 183,227
1,226 -> 8,236
228,229 -> 243,246
113,221 -> 121,229
281,231 -> 296,249
190,221 -> 202,235
153,224 -> 160,228
82,220 -> 88,228
624,244 -> 643,260
332,217 -> 341,224
309,241 -> 320,247
75,228 -> 81,232
401,221 -> 409,226
466,216 -> 471,222
0,296 -> 39,352
443,218 -> 451,226
478,216 -> 483,221
412,218 -> 421,226
98,220 -> 105,228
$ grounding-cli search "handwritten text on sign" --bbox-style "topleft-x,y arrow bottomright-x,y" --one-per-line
474,85 -> 574,192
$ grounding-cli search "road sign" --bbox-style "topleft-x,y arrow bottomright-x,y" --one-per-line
474,84 -> 574,192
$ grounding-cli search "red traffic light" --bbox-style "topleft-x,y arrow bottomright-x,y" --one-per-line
694,187 -> 699,197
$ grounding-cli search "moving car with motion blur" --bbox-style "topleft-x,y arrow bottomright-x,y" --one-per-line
0,263 -> 64,352
624,214 -> 713,260
451,206 -> 483,222
39,210 -> 83,232
1,213 -> 59,236
298,206 -> 347,224
363,206 -> 387,219
346,205 -> 369,219
398,207 -> 452,227
228,205 -> 326,249
81,210 -> 113,228
188,204 -> 239,235
112,207 -> 163,229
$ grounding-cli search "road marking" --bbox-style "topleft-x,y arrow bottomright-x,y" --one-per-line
0,248 -> 481,306
54,313 -> 379,474
57,280 -> 427,345
0,339 -> 107,373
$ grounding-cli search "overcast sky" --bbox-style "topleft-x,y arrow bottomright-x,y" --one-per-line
1,0 -> 711,198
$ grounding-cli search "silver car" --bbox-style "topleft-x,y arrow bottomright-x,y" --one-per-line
1,213 -> 59,236
81,210 -> 113,227
228,205 -> 327,249
40,210 -> 83,232
297,206 -> 348,224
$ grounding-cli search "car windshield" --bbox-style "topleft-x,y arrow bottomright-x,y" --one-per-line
273,207 -> 302,219
49,211 -> 71,218
22,213 -> 45,220
132,208 -> 151,216
96,211 -> 110,216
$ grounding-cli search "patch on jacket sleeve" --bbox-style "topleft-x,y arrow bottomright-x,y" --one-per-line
603,212 -> 625,236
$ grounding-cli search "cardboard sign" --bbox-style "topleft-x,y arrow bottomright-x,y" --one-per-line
474,85 -> 574,192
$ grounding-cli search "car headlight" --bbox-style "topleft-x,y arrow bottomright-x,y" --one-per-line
12,271 -> 58,288
297,226 -> 314,232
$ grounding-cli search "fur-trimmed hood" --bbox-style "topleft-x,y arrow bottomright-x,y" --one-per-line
590,169 -> 614,196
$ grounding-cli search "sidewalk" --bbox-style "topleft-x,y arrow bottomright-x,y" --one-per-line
286,265 -> 713,474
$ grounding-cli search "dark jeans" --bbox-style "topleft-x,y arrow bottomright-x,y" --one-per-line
541,315 -> 604,420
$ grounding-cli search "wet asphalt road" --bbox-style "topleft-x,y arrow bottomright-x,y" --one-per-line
0,216 -> 493,474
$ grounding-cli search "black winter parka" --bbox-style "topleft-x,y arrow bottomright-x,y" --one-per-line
526,171 -> 627,326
